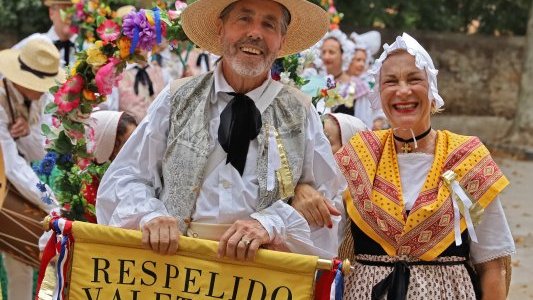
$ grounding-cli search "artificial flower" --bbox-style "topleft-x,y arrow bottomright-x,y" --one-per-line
96,19 -> 121,43
175,0 -> 187,11
82,89 -> 97,101
117,36 -> 132,59
54,87 -> 81,114
95,58 -> 122,95
123,10 -> 157,51
86,41 -> 108,67
64,74 -> 84,94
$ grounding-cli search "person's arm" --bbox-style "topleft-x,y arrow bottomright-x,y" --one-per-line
96,85 -> 171,229
470,197 -> 515,299
250,105 -> 347,258
0,107 -> 55,212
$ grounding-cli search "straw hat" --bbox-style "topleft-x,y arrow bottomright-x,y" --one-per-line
181,0 -> 329,57
43,0 -> 72,6
0,39 -> 65,93
116,5 -> 136,20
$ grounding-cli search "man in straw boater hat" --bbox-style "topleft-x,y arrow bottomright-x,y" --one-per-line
0,39 -> 63,299
15,0 -> 77,68
97,0 -> 347,261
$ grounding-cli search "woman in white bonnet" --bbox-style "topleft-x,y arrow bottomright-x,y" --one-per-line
334,33 -> 514,299
314,29 -> 386,130
91,110 -> 137,164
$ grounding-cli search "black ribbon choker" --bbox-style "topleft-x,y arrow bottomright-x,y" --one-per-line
393,127 -> 432,153
218,92 -> 262,176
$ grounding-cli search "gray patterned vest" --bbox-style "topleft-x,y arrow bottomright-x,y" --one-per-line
160,71 -> 310,233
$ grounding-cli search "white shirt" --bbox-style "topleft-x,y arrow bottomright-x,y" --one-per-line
97,64 -> 347,258
0,78 -> 55,212
14,27 -> 78,67
397,152 -> 515,264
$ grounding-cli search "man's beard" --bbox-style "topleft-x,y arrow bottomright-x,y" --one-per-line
222,38 -> 278,77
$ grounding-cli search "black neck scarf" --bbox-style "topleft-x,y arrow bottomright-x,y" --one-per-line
53,40 -> 74,65
218,92 -> 262,175
133,65 -> 154,96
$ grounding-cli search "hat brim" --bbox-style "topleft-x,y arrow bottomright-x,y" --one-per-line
0,49 -> 65,93
43,0 -> 73,7
181,0 -> 329,58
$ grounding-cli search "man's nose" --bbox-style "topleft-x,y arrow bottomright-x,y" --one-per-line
246,21 -> 263,40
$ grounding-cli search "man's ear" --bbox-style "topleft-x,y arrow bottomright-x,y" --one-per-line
278,34 -> 287,52
216,19 -> 224,40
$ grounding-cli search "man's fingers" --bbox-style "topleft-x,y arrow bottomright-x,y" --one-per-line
236,239 -> 248,261
141,227 -> 151,249
324,199 -> 341,216
168,225 -> 179,255
159,226 -> 170,254
149,226 -> 160,253
246,239 -> 261,261
225,233 -> 243,260
218,226 -> 236,258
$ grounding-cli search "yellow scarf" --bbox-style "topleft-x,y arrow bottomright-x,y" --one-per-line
335,129 -> 508,261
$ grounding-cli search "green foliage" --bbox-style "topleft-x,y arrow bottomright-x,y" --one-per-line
335,0 -> 531,35
0,0 -> 51,38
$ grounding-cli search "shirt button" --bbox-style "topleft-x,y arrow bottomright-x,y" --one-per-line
222,180 -> 231,189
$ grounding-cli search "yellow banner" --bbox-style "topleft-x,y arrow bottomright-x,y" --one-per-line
67,222 -> 319,300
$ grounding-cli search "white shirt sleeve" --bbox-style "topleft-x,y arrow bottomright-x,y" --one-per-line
469,196 -> 516,264
251,105 -> 347,259
0,107 -> 55,212
96,85 -> 171,229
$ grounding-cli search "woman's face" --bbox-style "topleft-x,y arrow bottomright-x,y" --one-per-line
348,49 -> 367,77
324,116 -> 342,154
110,123 -> 136,161
321,38 -> 343,76
379,51 -> 431,134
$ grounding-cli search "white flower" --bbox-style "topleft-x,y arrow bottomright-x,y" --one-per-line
280,72 -> 291,85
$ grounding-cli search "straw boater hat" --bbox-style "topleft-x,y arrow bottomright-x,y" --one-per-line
181,0 -> 329,57
0,39 -> 65,93
43,0 -> 72,6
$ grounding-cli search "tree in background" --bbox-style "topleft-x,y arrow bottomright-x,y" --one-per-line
335,0 -> 531,35
509,0 -> 533,145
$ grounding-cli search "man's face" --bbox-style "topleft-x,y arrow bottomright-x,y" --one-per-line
217,0 -> 286,78
49,4 -> 73,39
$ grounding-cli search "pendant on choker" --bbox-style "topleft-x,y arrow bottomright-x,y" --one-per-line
393,127 -> 432,154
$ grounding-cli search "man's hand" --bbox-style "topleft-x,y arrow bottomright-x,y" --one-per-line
218,220 -> 270,261
9,117 -> 30,138
292,183 -> 341,228
141,216 -> 180,255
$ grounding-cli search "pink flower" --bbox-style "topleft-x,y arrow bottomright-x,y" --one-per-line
64,74 -> 84,94
96,20 -> 121,43
54,87 -> 80,114
52,116 -> 61,128
95,58 -> 122,95
77,158 -> 91,171
167,10 -> 180,20
175,1 -> 187,11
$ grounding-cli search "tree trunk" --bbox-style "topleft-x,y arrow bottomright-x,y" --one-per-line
509,1 -> 533,145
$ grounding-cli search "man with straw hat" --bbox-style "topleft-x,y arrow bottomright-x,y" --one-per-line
0,39 -> 63,300
98,0 -> 346,262
15,0 -> 77,67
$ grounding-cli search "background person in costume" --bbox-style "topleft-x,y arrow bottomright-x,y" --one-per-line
15,0 -> 77,68
97,0 -> 346,261
0,39 -> 63,300
314,29 -> 386,130
329,33 -> 514,299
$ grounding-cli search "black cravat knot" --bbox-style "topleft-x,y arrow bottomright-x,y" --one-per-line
196,52 -> 210,71
134,65 -> 154,96
218,92 -> 262,175
53,40 -> 74,65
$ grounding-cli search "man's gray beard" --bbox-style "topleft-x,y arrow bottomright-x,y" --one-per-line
226,55 -> 275,77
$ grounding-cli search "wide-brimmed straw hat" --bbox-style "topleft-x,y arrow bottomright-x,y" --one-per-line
181,0 -> 329,57
0,39 -> 65,93
43,0 -> 72,6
